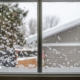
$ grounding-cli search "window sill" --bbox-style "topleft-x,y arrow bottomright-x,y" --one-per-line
0,73 -> 80,77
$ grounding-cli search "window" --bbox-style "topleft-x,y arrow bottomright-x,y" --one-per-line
42,2 -> 80,72
0,0 -> 80,76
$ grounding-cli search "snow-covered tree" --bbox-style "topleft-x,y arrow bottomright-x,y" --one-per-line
0,3 -> 28,67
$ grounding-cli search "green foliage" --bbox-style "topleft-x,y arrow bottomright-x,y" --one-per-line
0,3 -> 28,50
23,11 -> 28,17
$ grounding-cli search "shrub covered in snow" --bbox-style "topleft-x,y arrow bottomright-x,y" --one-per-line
1,49 -> 16,67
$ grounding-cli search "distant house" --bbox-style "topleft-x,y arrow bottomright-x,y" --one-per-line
15,48 -> 44,68
15,48 -> 37,68
26,17 -> 80,67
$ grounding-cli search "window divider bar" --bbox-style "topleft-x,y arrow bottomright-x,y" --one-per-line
37,0 -> 42,73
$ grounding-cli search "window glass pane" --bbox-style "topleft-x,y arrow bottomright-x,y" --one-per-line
0,2 -> 37,73
42,2 -> 80,72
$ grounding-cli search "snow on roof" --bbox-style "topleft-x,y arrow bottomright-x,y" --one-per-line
25,17 -> 80,44
17,56 -> 37,61
15,48 -> 37,51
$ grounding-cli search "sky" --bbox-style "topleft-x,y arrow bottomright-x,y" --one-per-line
1,2 -> 80,28
42,2 -> 80,24
18,2 -> 80,25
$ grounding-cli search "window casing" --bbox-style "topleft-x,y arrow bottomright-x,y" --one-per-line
0,0 -> 80,77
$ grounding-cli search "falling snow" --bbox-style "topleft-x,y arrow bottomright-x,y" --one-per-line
58,36 -> 61,40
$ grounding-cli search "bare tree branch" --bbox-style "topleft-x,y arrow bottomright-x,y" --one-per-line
29,19 -> 37,35
43,16 -> 59,30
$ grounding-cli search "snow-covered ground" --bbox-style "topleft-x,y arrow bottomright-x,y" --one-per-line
17,56 -> 37,61
0,67 -> 37,72
0,66 -> 80,73
43,67 -> 80,73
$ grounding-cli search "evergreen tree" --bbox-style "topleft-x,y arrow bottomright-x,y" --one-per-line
0,3 -> 28,67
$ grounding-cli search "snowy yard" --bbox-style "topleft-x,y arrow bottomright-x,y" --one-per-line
0,66 -> 80,73
43,67 -> 80,73
0,66 -> 37,72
